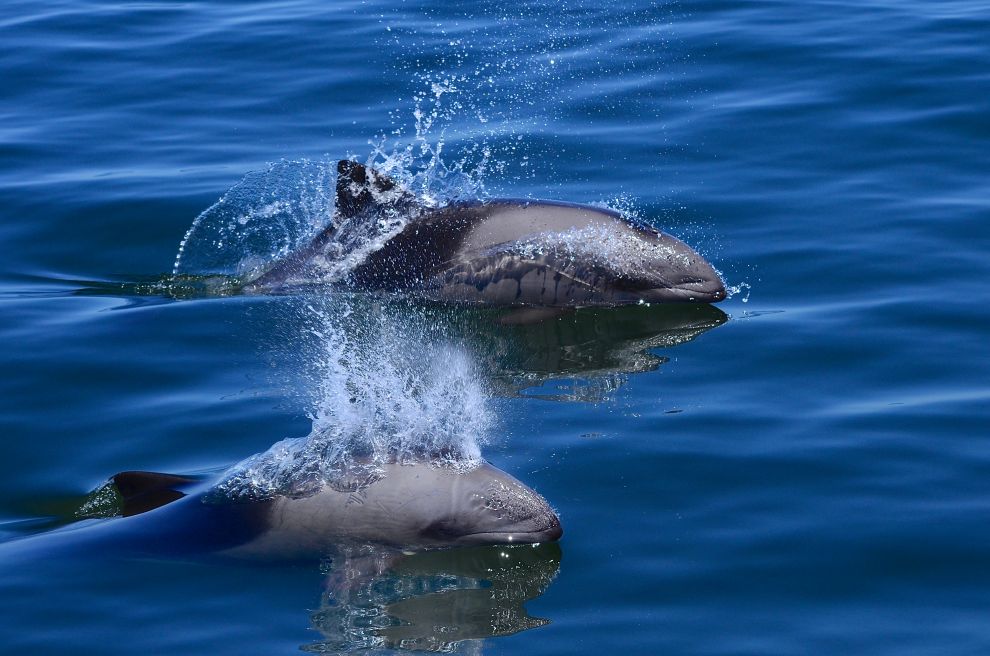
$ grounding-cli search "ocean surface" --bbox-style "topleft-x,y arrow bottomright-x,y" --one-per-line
1,1 -> 989,653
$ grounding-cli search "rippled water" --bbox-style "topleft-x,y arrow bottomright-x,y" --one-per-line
1,1 -> 989,654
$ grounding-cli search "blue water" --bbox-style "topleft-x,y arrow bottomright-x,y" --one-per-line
2,1 -> 989,653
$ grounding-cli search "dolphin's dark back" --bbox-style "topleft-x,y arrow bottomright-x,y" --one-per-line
0,474 -> 274,564
109,471 -> 271,554
111,492 -> 275,558
346,203 -> 482,289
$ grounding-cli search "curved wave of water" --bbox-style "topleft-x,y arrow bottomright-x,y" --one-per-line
173,159 -> 337,279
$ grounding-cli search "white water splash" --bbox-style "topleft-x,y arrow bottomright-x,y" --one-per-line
215,299 -> 492,500
723,278 -> 752,303
364,77 -> 493,206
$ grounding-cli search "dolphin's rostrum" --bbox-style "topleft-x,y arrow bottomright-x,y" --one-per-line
246,160 -> 726,305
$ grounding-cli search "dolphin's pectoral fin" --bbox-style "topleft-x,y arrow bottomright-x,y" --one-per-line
112,471 -> 199,517
335,160 -> 420,220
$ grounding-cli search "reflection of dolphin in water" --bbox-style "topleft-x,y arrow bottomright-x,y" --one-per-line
490,303 -> 728,377
435,303 -> 727,400
0,459 -> 561,562
246,160 -> 726,306
309,542 -> 562,653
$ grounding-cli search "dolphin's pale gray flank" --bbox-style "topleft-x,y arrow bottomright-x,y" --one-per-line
246,160 -> 726,306
218,461 -> 561,559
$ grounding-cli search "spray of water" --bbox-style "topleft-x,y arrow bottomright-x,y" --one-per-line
215,298 -> 492,501
169,86 -> 492,293
172,159 -> 337,280
505,223 -> 695,272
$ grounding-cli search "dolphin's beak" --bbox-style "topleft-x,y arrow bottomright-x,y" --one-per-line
458,471 -> 564,546
506,512 -> 562,544
665,271 -> 727,303
534,513 -> 563,542
621,262 -> 725,303
649,232 -> 726,303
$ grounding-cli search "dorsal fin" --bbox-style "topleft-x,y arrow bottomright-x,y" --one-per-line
336,160 -> 418,219
112,471 -> 198,517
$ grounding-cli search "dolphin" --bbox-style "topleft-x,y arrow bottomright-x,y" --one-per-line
244,160 -> 726,306
0,460 -> 562,562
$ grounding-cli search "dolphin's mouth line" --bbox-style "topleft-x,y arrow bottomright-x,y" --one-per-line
666,276 -> 727,300
459,531 -> 557,544
550,262 -> 724,303
458,521 -> 563,544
